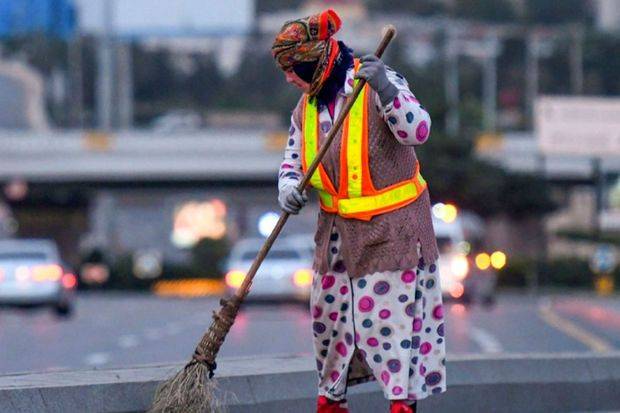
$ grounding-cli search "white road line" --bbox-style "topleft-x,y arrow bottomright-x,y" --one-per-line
83,352 -> 110,366
469,326 -> 503,353
117,334 -> 140,348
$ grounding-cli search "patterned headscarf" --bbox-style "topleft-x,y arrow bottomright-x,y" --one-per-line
272,9 -> 342,96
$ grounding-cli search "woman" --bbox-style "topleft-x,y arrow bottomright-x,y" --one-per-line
272,9 -> 446,413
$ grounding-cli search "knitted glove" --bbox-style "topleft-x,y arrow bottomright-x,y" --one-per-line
278,185 -> 308,215
354,54 -> 399,106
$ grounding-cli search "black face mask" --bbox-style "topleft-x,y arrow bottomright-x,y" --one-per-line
292,60 -> 318,84
316,41 -> 353,106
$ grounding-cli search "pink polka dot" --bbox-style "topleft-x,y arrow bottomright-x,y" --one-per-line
354,332 -> 360,343
339,285 -> 349,295
282,163 -> 293,169
381,370 -> 391,385
321,275 -> 335,289
416,121 -> 429,142
347,78 -> 354,87
330,371 -> 340,382
413,317 -> 423,332
335,342 -> 347,357
401,270 -> 416,283
393,96 -> 401,109
358,296 -> 375,312
420,342 -> 432,355
312,305 -> 322,319
397,130 -> 408,138
392,386 -> 403,396
379,309 -> 391,319
433,304 -> 444,319
419,363 -> 427,376
329,312 -> 338,321
367,337 -> 379,347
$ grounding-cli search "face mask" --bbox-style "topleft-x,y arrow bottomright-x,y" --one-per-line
292,60 -> 318,84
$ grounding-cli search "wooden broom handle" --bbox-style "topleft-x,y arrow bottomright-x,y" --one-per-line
235,25 -> 397,300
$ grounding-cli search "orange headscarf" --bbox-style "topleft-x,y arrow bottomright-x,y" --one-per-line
272,9 -> 342,96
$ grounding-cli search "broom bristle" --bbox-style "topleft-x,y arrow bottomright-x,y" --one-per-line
149,362 -> 225,413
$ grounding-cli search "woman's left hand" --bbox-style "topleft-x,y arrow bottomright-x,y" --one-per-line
354,54 -> 399,106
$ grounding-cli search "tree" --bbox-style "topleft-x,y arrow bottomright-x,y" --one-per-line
453,0 -> 517,22
524,0 -> 593,24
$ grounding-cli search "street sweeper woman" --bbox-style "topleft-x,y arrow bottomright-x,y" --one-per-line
272,9 -> 447,413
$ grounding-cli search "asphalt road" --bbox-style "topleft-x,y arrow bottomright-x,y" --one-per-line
1,291 -> 619,375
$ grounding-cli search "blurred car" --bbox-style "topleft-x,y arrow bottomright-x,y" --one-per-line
224,235 -> 314,302
150,110 -> 202,133
0,239 -> 77,317
432,204 -> 505,306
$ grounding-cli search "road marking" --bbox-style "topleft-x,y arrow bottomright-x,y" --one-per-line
469,326 -> 503,353
538,299 -> 614,353
84,352 -> 110,366
117,334 -> 139,348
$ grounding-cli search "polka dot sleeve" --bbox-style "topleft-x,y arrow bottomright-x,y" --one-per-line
278,113 -> 303,192
377,68 -> 432,146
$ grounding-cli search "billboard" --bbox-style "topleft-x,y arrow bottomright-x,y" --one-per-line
75,0 -> 255,36
536,96 -> 620,158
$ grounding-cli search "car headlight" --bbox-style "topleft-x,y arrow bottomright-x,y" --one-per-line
450,254 -> 469,280
293,269 -> 313,287
225,270 -> 246,289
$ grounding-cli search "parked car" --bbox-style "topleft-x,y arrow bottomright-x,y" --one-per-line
0,239 -> 77,317
432,204 -> 504,306
225,235 -> 314,302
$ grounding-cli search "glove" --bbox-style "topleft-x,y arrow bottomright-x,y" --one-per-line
354,54 -> 399,106
278,185 -> 308,215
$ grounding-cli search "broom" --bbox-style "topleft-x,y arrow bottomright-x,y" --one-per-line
149,25 -> 397,413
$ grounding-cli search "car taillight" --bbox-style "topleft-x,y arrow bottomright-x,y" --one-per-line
32,265 -> 63,282
225,270 -> 246,289
62,273 -> 77,289
293,269 -> 313,287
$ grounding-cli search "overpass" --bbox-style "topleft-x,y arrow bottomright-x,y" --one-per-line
0,129 -> 285,184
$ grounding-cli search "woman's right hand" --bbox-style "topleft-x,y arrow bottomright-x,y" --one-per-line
279,185 -> 308,215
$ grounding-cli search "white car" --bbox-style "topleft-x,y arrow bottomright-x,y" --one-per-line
0,239 -> 77,317
225,235 -> 314,302
432,204 -> 502,306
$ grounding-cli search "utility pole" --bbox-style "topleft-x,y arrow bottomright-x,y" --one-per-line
482,31 -> 499,132
97,0 -> 115,130
570,25 -> 584,95
525,31 -> 540,128
444,29 -> 460,137
117,42 -> 134,129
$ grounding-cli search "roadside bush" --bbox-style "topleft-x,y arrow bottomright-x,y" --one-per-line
190,237 -> 231,279
498,257 -> 594,289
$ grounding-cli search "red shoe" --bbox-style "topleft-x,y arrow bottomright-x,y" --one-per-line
317,395 -> 349,413
390,400 -> 416,413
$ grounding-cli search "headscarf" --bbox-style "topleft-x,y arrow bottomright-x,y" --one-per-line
271,9 -> 342,96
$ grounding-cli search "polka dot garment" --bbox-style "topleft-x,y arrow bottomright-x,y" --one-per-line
311,225 -> 447,402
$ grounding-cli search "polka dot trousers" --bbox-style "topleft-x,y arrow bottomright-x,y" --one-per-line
311,225 -> 447,402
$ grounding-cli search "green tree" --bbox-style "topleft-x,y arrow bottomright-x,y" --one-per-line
453,0 -> 517,22
524,0 -> 593,24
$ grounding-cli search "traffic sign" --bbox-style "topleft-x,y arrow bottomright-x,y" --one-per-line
590,244 -> 617,274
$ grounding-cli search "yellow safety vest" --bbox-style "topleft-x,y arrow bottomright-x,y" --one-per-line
301,60 -> 428,221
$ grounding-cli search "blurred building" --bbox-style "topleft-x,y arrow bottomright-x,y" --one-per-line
0,0 -> 76,38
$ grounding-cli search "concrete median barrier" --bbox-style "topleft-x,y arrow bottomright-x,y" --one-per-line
2,351 -> 620,413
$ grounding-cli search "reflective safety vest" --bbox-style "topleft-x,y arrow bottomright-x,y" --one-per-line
300,59 -> 428,221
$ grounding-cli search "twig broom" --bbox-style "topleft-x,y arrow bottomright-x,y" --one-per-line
149,25 -> 397,413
